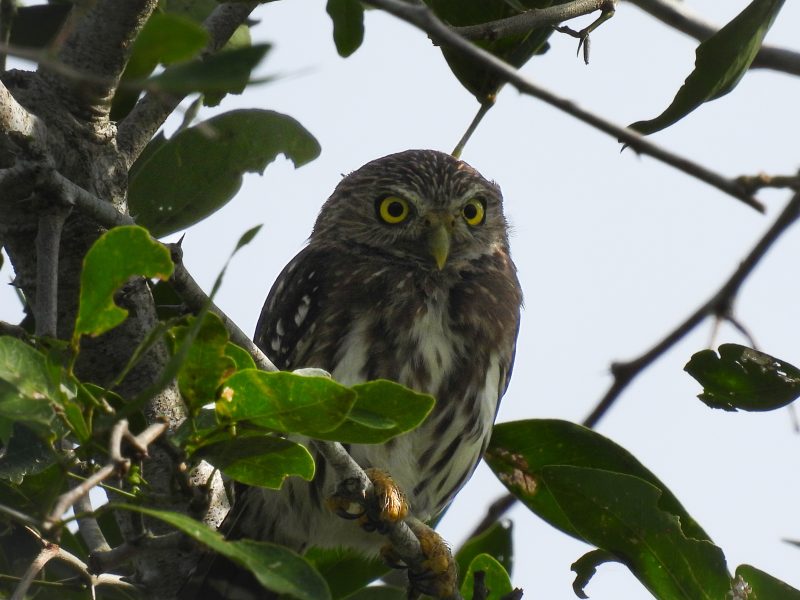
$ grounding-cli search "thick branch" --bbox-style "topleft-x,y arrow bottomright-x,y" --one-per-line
455,0 -> 614,40
117,1 -> 257,167
0,80 -> 46,153
584,189 -> 800,427
37,0 -> 159,123
364,0 -> 764,213
627,0 -> 800,77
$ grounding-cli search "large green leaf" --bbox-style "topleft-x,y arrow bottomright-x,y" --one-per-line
460,553 -> 513,600
455,520 -> 513,584
313,380 -> 435,444
172,313 -> 237,414
685,344 -> 800,411
0,337 -> 64,438
630,0 -> 785,135
217,370 -> 356,436
485,419 -> 710,542
0,425 -> 60,486
196,434 -> 314,489
542,466 -> 730,599
74,226 -> 173,339
129,109 -> 320,237
327,0 -> 365,57
424,0 -> 557,103
305,547 -> 389,599
113,504 -> 331,600
735,564 -> 800,599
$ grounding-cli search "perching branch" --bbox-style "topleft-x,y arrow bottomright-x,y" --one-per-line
117,1 -> 258,167
310,440 -> 437,578
626,0 -> 800,77
44,419 -> 168,532
583,188 -> 800,428
453,0 -> 614,40
363,0 -> 765,213
0,80 -> 46,153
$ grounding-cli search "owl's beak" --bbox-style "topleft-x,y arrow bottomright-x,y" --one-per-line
427,215 -> 452,270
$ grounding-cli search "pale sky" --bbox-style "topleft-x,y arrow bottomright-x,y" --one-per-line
2,2 -> 799,598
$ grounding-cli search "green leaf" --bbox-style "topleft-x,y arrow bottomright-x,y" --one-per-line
455,520 -> 513,584
629,0 -> 785,135
145,44 -> 270,96
736,564 -> 800,599
225,342 -> 257,371
485,419 -> 711,542
74,226 -> 173,338
326,0 -> 365,57
112,12 -> 209,119
570,549 -> 620,599
195,434 -> 314,489
460,553 -> 513,600
217,370 -> 356,436
112,504 -> 331,600
685,344 -> 800,411
0,425 -> 58,485
305,547 -> 389,599
172,313 -> 237,413
129,109 -> 320,237
313,380 -> 435,444
424,0 -> 556,103
0,337 -> 63,435
542,466 -> 730,599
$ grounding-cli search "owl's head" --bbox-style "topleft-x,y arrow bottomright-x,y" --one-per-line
311,149 -> 509,271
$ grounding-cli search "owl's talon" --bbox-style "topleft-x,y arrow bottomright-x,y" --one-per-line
406,521 -> 459,600
327,467 -> 409,532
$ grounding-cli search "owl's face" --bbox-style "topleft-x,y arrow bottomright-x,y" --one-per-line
311,150 -> 509,272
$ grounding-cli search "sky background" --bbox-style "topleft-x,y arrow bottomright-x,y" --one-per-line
3,1 -> 800,598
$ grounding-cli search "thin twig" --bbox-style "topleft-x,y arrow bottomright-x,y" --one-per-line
736,172 -> 800,195
34,211 -> 67,337
453,0 -> 613,40
583,189 -> 800,428
626,0 -> 800,77
44,419 -> 168,531
10,541 -> 59,600
363,0 -> 764,213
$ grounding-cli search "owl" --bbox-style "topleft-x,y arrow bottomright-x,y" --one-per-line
192,149 -> 522,598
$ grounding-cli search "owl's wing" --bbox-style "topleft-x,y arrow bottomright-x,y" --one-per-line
254,245 -> 331,371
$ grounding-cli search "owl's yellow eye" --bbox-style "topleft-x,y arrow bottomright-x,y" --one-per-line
377,196 -> 410,224
462,199 -> 485,226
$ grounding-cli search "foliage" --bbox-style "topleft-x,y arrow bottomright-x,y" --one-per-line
0,1 -> 797,599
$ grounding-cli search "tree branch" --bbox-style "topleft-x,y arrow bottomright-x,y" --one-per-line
37,0 -> 159,123
10,540 -> 59,600
117,1 -> 258,167
73,494 -> 112,555
626,0 -> 800,77
454,0 -> 614,40
583,188 -> 800,428
363,0 -> 765,213
0,80 -> 47,153
0,0 -> 15,73
34,211 -> 67,337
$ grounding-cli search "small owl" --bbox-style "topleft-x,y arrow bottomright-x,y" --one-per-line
193,149 -> 522,598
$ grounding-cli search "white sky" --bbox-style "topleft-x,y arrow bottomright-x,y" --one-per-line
2,1 -> 799,598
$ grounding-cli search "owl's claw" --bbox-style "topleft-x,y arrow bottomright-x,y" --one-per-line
381,522 -> 460,600
327,467 -> 408,533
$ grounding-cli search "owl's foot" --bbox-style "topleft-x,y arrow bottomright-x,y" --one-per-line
381,521 -> 459,600
327,467 -> 408,533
